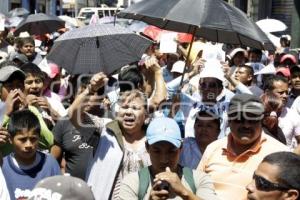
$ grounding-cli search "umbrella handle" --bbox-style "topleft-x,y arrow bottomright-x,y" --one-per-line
177,26 -> 197,93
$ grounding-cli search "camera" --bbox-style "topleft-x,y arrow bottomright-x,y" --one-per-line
157,180 -> 170,191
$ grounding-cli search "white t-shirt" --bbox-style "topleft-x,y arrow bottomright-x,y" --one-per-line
44,91 -> 67,117
291,96 -> 300,115
279,107 -> 300,149
0,168 -> 10,200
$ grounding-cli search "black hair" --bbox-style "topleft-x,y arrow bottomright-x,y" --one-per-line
21,62 -> 45,81
263,75 -> 289,91
248,48 -> 262,58
15,37 -> 35,49
194,110 -> 221,130
76,75 -> 105,96
291,65 -> 300,75
118,65 -> 144,92
240,65 -> 254,76
7,109 -> 41,138
262,152 -> 300,195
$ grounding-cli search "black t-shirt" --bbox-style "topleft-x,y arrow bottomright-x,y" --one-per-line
53,118 -> 93,180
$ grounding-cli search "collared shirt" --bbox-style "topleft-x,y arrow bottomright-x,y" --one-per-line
161,65 -> 174,83
287,90 -> 299,108
197,132 -> 289,200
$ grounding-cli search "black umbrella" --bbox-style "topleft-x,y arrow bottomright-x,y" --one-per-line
47,24 -> 152,75
14,13 -> 65,36
118,0 -> 274,50
118,0 -> 275,88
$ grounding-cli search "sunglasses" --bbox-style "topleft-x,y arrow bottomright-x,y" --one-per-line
253,173 -> 289,191
200,82 -> 222,89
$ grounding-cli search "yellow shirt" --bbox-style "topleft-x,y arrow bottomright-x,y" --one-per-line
197,132 -> 289,200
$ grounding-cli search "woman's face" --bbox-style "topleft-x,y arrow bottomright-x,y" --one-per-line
117,96 -> 147,135
194,115 -> 220,149
233,52 -> 246,66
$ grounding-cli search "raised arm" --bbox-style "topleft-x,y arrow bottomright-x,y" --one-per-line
67,72 -> 108,129
144,57 -> 167,111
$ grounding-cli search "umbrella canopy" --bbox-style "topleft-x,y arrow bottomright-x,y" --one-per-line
58,15 -> 83,28
256,18 -> 287,33
47,24 -> 152,75
14,13 -> 65,36
118,0 -> 274,50
9,8 -> 29,17
6,16 -> 23,28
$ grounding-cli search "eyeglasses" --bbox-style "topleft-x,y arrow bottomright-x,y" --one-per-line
253,173 -> 289,191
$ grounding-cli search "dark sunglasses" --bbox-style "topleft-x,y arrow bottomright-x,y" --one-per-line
200,82 -> 222,89
253,173 -> 289,191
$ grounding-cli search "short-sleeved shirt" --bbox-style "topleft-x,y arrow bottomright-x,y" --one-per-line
179,137 -> 202,169
198,132 -> 289,200
279,107 -> 300,149
53,118 -> 94,179
2,151 -> 61,200
119,168 -> 219,200
291,96 -> 300,115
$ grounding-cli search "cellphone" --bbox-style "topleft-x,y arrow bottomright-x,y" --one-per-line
157,180 -> 169,191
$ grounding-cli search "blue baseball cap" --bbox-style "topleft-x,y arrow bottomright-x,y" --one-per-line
146,117 -> 182,148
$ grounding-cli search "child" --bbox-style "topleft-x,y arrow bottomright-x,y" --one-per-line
2,109 -> 60,200
0,63 -> 53,156
21,62 -> 66,123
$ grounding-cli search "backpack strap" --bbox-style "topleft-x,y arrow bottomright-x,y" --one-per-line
138,167 -> 196,199
182,167 -> 196,194
138,167 -> 150,200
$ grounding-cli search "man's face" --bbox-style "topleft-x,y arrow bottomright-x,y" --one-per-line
291,72 -> 300,90
235,67 -> 252,85
247,162 -> 288,200
229,112 -> 262,146
12,129 -> 39,165
270,81 -> 289,106
249,52 -> 261,63
19,42 -> 35,58
147,141 -> 181,175
24,74 -> 44,96
199,78 -> 223,103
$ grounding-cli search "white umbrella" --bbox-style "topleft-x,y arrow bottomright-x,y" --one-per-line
58,15 -> 80,28
266,32 -> 281,48
256,18 -> 287,33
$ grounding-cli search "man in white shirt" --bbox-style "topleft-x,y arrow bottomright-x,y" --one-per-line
184,59 -> 234,138
264,75 -> 300,150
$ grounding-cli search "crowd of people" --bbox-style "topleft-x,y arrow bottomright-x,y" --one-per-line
0,8 -> 300,200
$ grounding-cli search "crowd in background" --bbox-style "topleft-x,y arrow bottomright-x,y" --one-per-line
0,9 -> 300,200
